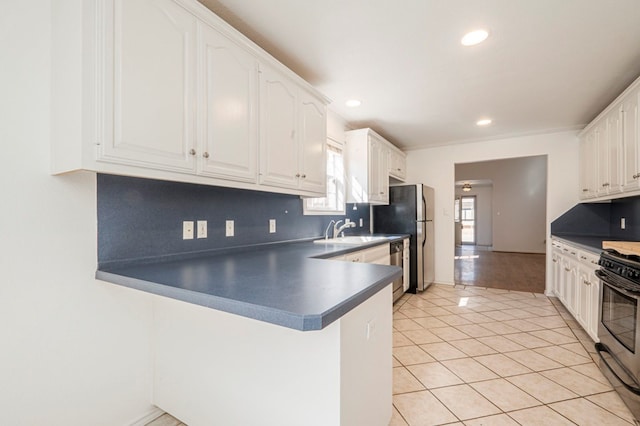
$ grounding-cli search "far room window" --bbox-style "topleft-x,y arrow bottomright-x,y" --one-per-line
303,139 -> 345,215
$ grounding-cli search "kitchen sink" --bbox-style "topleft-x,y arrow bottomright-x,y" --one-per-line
314,236 -> 393,245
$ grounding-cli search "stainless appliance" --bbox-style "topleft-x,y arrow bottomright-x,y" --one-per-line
390,241 -> 404,302
373,184 -> 434,293
596,249 -> 640,422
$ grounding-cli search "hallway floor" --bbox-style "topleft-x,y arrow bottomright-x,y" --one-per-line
455,245 -> 546,293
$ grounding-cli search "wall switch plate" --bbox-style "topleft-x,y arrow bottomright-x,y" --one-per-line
621,217 -> 626,229
183,221 -> 194,240
225,220 -> 234,237
197,220 -> 207,238
345,218 -> 351,224
269,219 -> 276,233
359,218 -> 363,227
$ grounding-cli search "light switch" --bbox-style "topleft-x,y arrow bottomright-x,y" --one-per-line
226,220 -> 234,237
269,219 -> 276,233
621,218 -> 626,229
197,220 -> 207,239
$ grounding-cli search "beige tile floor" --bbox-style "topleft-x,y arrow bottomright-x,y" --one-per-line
147,284 -> 636,426
390,284 -> 635,426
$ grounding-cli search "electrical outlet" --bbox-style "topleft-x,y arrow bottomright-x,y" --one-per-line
183,221 -> 194,240
366,319 -> 377,340
197,220 -> 207,239
269,219 -> 276,233
225,220 -> 234,237
359,218 -> 363,227
621,217 -> 626,229
345,218 -> 351,224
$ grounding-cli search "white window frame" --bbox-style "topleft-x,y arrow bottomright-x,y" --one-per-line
303,138 -> 346,215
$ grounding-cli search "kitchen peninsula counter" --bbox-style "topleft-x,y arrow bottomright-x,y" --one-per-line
98,236 -> 405,426
97,236 -> 405,331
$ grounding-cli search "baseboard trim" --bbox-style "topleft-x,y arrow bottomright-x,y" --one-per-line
129,406 -> 165,426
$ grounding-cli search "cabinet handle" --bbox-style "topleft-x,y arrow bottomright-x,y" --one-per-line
295,173 -> 301,178
189,149 -> 196,156
582,188 -> 588,192
552,259 -> 557,263
397,168 -> 401,171
380,191 -> 384,195
202,152 -> 210,159
584,280 -> 591,285
301,174 -> 306,179
634,174 -> 640,179
580,255 -> 587,260
565,267 -> 571,272
602,183 -> 610,187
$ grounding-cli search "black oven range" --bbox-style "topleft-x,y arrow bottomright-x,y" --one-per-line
596,248 -> 640,423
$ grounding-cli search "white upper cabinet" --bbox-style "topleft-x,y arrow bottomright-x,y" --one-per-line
259,64 -> 300,190
388,146 -> 407,182
259,63 -> 327,196
579,130 -> 597,199
579,75 -> 640,201
345,128 -> 404,205
623,86 -> 640,190
298,89 -> 328,193
198,22 -> 258,183
100,0 -> 198,172
51,0 -> 327,197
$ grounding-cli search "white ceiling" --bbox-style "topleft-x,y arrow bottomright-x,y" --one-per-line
198,0 -> 640,151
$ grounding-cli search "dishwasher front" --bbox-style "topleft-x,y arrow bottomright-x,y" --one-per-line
390,241 -> 404,302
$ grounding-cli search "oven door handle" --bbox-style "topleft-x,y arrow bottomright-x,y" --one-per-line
595,342 -> 640,395
596,269 -> 640,299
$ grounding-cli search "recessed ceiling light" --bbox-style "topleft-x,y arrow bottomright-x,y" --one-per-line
461,29 -> 489,46
345,99 -> 361,107
476,118 -> 492,126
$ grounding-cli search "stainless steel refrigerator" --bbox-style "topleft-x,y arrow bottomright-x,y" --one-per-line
373,184 -> 434,294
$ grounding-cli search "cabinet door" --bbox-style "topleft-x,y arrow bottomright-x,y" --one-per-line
579,131 -> 597,199
607,106 -> 623,194
551,248 -> 562,297
298,90 -> 327,194
623,88 -> 640,190
259,64 -> 299,189
577,267 -> 590,329
198,23 -> 258,182
101,0 -> 197,172
596,120 -> 609,196
368,137 -> 389,203
389,149 -> 407,181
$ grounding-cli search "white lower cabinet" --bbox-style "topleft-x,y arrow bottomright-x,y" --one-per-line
339,244 -> 390,265
551,239 -> 600,341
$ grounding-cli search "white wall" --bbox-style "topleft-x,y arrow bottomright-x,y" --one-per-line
456,156 -> 547,253
455,185 -> 493,247
0,3 -> 156,425
406,131 -> 579,289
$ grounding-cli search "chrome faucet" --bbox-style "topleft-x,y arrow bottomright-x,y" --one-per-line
333,220 -> 356,238
324,220 -> 336,240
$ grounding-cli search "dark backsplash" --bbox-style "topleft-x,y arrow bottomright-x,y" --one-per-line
97,174 -> 370,264
551,196 -> 640,240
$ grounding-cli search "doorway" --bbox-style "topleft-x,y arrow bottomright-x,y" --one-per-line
460,195 -> 476,245
453,155 -> 547,293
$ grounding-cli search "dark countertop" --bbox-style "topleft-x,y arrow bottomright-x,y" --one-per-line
551,234 -> 621,254
97,235 -> 407,331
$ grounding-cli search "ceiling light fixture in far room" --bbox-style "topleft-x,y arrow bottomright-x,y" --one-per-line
476,118 -> 492,126
461,29 -> 489,46
462,183 -> 472,192
345,99 -> 361,107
